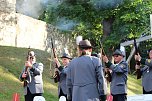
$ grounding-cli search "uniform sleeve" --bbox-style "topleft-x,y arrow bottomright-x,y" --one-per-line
110,62 -> 128,73
58,66 -> 64,71
105,61 -> 128,73
95,58 -> 104,96
66,64 -> 72,100
19,67 -> 25,82
140,68 -> 144,74
30,63 -> 43,75
140,65 -> 148,74
19,66 -> 29,81
144,59 -> 152,68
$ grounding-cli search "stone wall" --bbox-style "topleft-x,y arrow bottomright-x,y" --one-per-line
0,0 -> 75,55
0,0 -> 16,13
15,13 -> 48,50
0,13 -> 17,46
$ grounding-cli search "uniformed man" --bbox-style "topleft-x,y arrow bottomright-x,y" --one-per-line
54,52 -> 72,101
66,39 -> 105,101
19,51 -> 44,101
135,48 -> 152,94
102,49 -> 128,101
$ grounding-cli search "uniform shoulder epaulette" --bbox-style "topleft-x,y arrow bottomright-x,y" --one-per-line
120,62 -> 127,68
147,59 -> 151,63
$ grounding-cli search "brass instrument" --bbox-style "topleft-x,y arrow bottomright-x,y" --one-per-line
23,47 -> 31,87
51,37 -> 60,83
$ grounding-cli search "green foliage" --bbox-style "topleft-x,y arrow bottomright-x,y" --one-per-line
102,0 -> 152,51
39,0 -> 152,54
127,74 -> 142,95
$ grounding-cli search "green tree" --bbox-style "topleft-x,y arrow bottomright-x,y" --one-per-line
39,0 -> 152,54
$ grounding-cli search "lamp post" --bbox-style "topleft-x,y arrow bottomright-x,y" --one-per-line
76,36 -> 82,56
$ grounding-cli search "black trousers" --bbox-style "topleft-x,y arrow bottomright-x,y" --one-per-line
143,87 -> 152,94
59,89 -> 72,101
25,87 -> 42,101
100,95 -> 107,101
112,94 -> 126,101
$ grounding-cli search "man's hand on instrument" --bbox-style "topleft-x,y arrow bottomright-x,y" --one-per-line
102,55 -> 109,63
134,54 -> 141,62
25,61 -> 32,69
22,72 -> 27,78
54,58 -> 61,67
105,67 -> 110,72
54,58 -> 59,64
135,64 -> 140,70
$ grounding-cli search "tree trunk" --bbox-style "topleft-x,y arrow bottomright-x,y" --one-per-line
102,17 -> 115,40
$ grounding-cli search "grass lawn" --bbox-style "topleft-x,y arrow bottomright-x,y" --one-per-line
127,74 -> 142,95
0,45 -> 143,101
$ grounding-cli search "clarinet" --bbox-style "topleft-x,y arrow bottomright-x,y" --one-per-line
23,47 -> 31,87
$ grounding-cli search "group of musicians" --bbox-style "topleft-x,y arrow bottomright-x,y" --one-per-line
19,39 -> 152,101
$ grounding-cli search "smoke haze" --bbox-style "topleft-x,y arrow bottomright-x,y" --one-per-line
47,0 -> 62,8
16,0 -> 49,19
90,0 -> 124,9
55,17 -> 78,31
